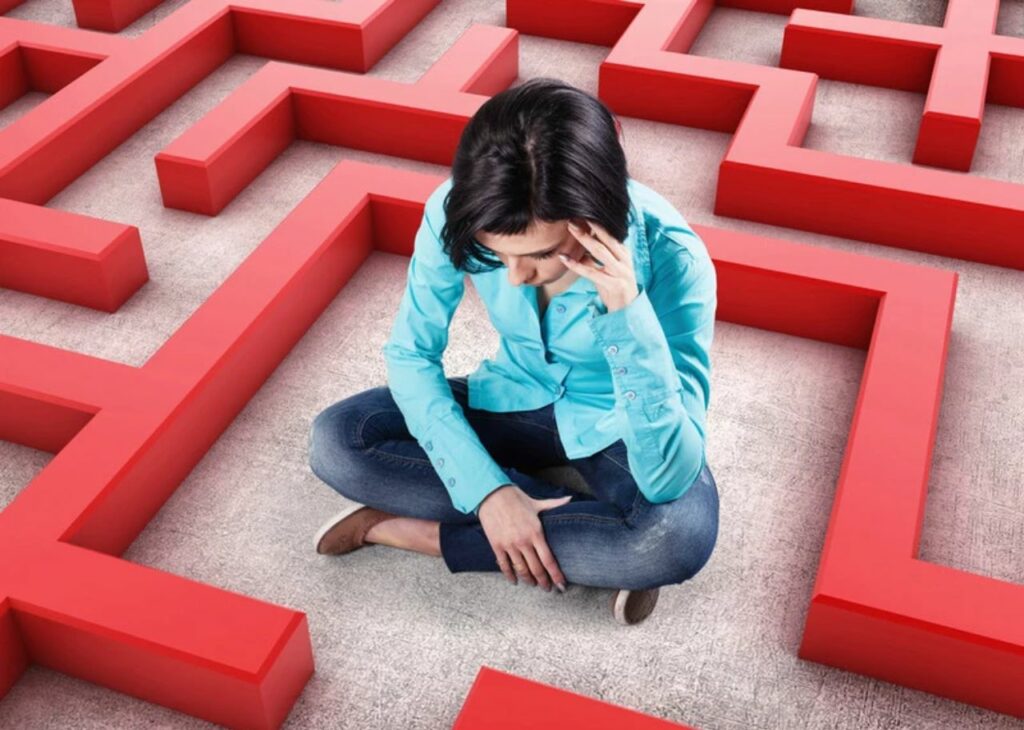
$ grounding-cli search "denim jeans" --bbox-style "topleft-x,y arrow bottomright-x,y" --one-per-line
308,376 -> 719,590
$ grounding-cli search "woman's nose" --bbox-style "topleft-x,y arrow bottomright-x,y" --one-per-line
508,258 -> 531,285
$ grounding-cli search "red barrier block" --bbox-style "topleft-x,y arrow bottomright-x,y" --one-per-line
0,166 -> 430,728
0,162 -> 493,727
2,0 -> 439,35
0,20 -> 143,308
781,0 -> 1020,171
513,0 -> 1024,269
1,1 -> 462,726
0,198 -> 147,311
73,0 -> 165,32
454,666 -> 695,728
0,0 -> 440,311
155,24 -> 518,215
0,28 -> 112,100
643,218 -> 1018,720
0,0 -> 164,32
542,0 -> 1021,708
0,0 -> 436,206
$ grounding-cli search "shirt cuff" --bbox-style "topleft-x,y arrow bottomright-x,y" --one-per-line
419,413 -> 511,516
587,284 -> 679,400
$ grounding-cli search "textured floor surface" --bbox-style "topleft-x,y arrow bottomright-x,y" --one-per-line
1,0 -> 1023,728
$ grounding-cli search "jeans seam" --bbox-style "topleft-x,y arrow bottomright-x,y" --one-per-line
603,445 -> 647,516
600,449 -> 631,475
541,513 -> 626,526
365,445 -> 433,467
551,415 -> 565,460
630,487 -> 647,515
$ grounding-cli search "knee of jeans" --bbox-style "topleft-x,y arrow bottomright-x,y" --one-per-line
654,500 -> 719,585
682,511 -> 719,581
308,396 -> 377,482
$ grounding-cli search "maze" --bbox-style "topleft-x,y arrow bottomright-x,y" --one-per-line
0,0 -> 1021,727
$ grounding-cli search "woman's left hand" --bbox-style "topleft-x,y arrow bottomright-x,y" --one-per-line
559,219 -> 639,313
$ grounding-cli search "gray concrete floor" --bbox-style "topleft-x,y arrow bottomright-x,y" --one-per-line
1,0 -> 1023,728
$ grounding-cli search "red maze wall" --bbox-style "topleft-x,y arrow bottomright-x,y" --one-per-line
0,0 -> 1021,728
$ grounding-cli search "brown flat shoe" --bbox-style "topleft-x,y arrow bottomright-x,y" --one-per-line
313,502 -> 396,555
610,587 -> 661,625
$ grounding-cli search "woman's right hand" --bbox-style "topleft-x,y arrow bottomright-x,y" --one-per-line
477,484 -> 572,591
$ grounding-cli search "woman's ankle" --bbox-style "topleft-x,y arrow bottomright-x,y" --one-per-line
365,516 -> 441,557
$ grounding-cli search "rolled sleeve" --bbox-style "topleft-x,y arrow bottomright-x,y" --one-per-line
381,181 -> 511,515
587,225 -> 716,503
418,411 -> 512,516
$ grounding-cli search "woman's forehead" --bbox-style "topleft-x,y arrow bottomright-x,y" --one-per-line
477,219 -> 571,252
475,215 -> 589,248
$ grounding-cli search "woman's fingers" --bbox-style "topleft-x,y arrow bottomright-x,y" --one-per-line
505,546 -> 535,586
586,220 -> 629,262
519,543 -> 551,590
495,551 -> 517,585
531,535 -> 566,591
567,220 -> 623,269
558,250 -> 612,283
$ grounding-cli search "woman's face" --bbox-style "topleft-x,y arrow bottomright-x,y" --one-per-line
476,217 -> 590,287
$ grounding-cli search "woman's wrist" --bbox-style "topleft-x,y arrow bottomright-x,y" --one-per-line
478,483 -> 518,516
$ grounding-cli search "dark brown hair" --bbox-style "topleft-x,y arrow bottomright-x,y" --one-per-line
441,77 -> 631,274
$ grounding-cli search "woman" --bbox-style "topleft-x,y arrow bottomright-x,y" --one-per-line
308,77 -> 719,625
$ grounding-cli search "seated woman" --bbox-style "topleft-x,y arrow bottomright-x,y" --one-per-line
308,77 -> 720,626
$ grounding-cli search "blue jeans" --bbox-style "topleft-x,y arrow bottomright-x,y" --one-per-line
308,377 -> 719,590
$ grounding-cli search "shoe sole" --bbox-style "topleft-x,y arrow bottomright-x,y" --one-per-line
612,587 -> 660,625
313,502 -> 369,554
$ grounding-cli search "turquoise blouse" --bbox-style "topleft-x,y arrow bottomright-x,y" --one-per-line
382,176 -> 717,516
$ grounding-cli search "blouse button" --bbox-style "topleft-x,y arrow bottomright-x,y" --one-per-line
606,344 -> 618,355
625,390 -> 637,400
615,366 -> 627,375
556,304 -> 566,313
447,477 -> 456,487
437,457 -> 445,467
425,441 -> 433,451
